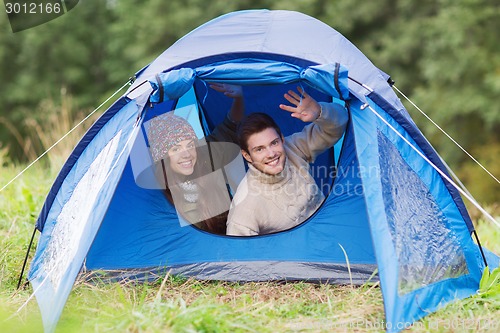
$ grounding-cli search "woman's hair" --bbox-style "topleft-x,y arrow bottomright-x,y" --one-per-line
237,112 -> 282,152
148,112 -> 229,235
163,185 -> 228,235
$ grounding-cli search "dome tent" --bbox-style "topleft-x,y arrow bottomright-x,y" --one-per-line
27,9 -> 498,333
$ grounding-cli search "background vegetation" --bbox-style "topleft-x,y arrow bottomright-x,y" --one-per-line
0,0 -> 499,332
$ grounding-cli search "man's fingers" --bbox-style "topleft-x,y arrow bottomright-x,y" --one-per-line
279,104 -> 296,113
286,90 -> 303,102
283,93 -> 299,105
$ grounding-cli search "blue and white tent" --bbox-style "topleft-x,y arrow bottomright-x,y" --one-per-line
27,9 -> 498,333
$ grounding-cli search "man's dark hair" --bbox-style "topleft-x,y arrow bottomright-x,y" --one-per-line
237,112 -> 283,152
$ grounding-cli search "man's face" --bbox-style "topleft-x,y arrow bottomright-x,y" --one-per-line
242,127 -> 286,175
167,139 -> 197,176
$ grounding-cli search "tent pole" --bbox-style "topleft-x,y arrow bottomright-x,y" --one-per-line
472,230 -> 489,268
17,226 -> 37,289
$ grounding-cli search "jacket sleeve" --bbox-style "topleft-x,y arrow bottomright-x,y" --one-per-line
206,114 -> 239,144
226,178 -> 259,236
286,101 -> 348,163
226,203 -> 260,236
204,115 -> 241,171
226,220 -> 259,236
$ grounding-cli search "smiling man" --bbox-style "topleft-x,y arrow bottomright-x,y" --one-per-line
147,83 -> 245,235
226,87 -> 349,236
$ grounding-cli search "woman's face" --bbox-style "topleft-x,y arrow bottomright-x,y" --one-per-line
167,139 -> 197,176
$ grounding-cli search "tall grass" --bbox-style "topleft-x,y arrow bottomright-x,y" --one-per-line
0,89 -> 100,171
0,92 -> 102,331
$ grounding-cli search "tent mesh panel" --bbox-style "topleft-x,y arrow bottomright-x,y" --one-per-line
378,131 -> 469,295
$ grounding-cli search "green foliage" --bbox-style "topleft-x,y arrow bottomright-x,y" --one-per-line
479,266 -> 500,295
355,0 -> 500,149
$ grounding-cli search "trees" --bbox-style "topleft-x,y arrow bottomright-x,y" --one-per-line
0,0 -> 124,159
355,0 -> 500,202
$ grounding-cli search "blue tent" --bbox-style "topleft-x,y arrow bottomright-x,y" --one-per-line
27,9 -> 498,333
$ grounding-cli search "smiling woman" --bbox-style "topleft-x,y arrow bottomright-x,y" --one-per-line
139,83 -> 246,235
148,113 -> 198,177
147,111 -> 239,235
167,139 -> 197,176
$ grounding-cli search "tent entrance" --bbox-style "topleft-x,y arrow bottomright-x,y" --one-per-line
130,78 -> 346,236
85,84 -> 377,275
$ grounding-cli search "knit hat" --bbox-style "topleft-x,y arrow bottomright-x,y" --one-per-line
147,112 -> 197,162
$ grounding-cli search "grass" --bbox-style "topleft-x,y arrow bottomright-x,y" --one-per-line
2,273 -> 385,332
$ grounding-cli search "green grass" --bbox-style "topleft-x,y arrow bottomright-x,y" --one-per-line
1,162 -> 500,333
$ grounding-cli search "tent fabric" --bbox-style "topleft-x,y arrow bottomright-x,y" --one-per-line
27,9 -> 497,333
353,95 -> 485,329
128,10 -> 404,115
34,97 -> 132,231
85,112 -> 374,271
29,100 -> 141,332
149,60 -> 349,103
367,92 -> 474,232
